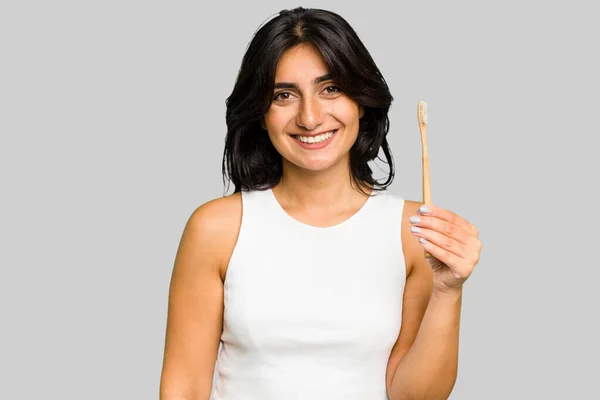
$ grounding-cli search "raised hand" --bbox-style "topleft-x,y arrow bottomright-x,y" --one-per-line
409,204 -> 482,293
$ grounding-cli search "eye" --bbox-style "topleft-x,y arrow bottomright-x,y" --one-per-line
324,85 -> 340,94
273,91 -> 291,101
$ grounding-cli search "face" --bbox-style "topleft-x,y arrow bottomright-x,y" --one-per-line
262,44 -> 364,173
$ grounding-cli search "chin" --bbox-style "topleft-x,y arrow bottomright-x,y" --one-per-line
289,153 -> 348,173
299,160 -> 334,172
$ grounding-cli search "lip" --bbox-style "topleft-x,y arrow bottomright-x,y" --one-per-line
291,129 -> 338,150
288,128 -> 339,138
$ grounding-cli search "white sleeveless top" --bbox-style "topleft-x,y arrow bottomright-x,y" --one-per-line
212,188 -> 407,399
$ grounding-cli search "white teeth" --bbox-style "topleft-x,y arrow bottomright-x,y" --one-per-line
296,130 -> 335,144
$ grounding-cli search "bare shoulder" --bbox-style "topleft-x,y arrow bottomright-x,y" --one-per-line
188,192 -> 242,235
183,192 -> 242,280
401,199 -> 426,277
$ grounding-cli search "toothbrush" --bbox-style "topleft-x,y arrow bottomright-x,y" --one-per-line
418,101 -> 433,259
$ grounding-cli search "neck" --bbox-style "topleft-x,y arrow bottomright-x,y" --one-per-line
274,156 -> 370,210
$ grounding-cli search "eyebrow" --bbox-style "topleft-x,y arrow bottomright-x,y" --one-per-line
273,74 -> 333,90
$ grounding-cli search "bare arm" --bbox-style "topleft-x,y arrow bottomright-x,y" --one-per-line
390,286 -> 462,400
160,195 -> 241,400
386,200 -> 461,400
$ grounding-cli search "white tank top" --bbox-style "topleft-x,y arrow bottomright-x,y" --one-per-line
212,188 -> 407,400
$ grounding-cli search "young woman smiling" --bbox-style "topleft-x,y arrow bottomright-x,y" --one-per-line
160,7 -> 482,400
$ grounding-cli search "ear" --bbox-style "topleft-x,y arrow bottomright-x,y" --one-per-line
359,105 -> 365,119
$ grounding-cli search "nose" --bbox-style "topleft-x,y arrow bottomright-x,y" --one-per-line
296,96 -> 324,131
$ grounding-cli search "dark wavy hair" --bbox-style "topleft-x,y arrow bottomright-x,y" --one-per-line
222,7 -> 394,194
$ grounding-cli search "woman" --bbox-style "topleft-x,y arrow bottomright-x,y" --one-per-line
160,7 -> 482,400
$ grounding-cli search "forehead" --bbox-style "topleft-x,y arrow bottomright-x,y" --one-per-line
274,44 -> 328,82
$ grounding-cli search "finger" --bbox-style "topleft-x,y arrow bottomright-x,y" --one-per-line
410,226 -> 468,259
410,214 -> 472,246
417,236 -> 464,269
418,204 -> 479,238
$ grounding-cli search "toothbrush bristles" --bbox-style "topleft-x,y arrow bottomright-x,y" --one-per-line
420,101 -> 428,124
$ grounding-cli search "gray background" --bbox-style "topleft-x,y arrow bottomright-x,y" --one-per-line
1,0 -> 598,398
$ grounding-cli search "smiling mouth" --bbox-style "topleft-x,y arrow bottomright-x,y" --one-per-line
292,129 -> 337,144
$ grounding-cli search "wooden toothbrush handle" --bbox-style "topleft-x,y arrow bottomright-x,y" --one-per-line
421,130 -> 431,206
419,105 -> 433,259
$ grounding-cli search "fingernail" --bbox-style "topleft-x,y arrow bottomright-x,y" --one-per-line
419,237 -> 428,245
410,226 -> 421,233
409,216 -> 420,224
419,205 -> 430,214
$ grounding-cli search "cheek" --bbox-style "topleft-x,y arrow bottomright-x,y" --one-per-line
340,108 -> 361,133
264,109 -> 290,133
334,99 -> 360,124
263,115 -> 291,152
